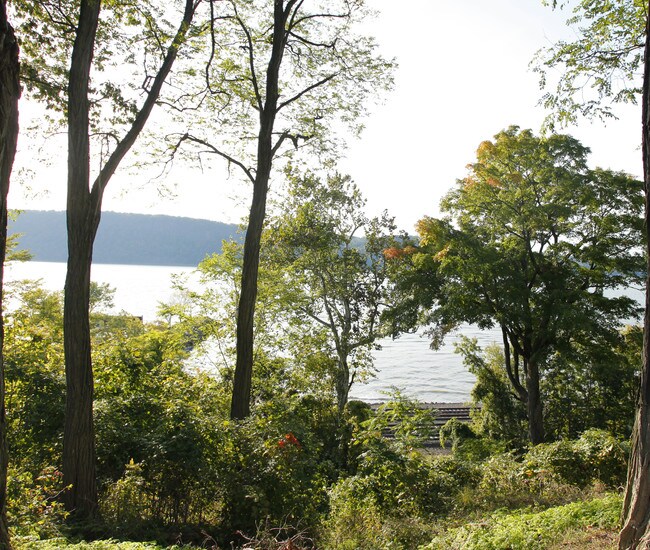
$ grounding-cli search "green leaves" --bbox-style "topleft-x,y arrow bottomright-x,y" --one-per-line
388,126 -> 643,442
265,170 -> 400,408
534,0 -> 646,128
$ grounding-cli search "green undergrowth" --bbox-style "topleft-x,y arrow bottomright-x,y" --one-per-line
421,493 -> 622,550
13,539 -> 195,550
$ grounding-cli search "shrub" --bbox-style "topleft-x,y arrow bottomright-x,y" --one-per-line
524,429 -> 628,488
8,466 -> 67,539
320,476 -> 436,550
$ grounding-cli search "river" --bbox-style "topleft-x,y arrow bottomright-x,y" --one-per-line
7,261 -> 638,404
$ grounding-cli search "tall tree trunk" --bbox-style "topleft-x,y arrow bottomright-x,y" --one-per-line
61,0 -> 199,517
231,167 -> 270,419
619,7 -> 650,549
526,359 -> 545,445
231,1 -> 287,420
0,1 -> 19,546
335,356 -> 350,414
62,0 -> 101,519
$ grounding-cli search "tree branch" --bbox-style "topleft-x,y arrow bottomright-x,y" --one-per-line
90,0 -> 202,210
175,132 -> 255,183
277,72 -> 338,112
231,3 -> 263,112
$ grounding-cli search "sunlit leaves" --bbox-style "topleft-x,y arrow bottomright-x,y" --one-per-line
534,0 -> 646,128
390,125 -> 643,395
168,0 -> 395,174
264,170 -> 400,408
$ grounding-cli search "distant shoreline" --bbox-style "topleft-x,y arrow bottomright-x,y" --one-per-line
9,210 -> 240,266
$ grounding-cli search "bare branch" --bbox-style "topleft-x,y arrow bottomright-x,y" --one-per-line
271,130 -> 310,156
277,72 -> 338,111
175,132 -> 255,183
289,8 -> 352,30
90,0 -> 202,207
287,31 -> 337,49
232,2 -> 262,111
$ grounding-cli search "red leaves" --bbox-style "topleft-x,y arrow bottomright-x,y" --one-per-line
278,432 -> 301,450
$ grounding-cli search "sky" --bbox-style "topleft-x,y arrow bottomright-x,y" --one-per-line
9,0 -> 643,234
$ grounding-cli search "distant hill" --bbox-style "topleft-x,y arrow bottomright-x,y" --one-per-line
9,210 -> 241,266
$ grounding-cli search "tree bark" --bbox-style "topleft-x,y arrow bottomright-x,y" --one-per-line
526,358 -> 545,445
0,1 -> 19,546
62,0 -> 101,519
335,356 -> 350,414
619,7 -> 650,549
231,0 -> 289,419
62,0 -> 200,518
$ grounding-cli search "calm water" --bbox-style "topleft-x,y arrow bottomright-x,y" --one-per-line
8,261 -> 638,404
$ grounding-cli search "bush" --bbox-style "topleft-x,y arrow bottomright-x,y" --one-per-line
524,429 -> 628,488
8,466 -> 67,539
320,394 -> 482,549
321,476 -> 436,550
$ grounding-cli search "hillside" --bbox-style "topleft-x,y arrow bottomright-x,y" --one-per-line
8,210 -> 241,266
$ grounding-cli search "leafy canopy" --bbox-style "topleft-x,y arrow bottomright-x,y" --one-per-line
533,0 -> 646,128
389,125 -> 643,378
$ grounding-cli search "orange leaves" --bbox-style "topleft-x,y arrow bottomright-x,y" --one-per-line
476,139 -> 496,158
383,245 -> 416,260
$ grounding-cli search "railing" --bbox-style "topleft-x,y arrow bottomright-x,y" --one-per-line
369,402 -> 478,448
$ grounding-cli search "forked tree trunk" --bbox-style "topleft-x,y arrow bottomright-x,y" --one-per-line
61,0 -> 199,517
62,0 -> 101,519
619,8 -> 650,549
0,1 -> 19,546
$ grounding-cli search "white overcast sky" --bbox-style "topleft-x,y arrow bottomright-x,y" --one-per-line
9,0 -> 643,233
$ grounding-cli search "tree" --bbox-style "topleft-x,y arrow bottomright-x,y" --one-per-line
266,171 -> 399,412
171,0 -> 394,419
535,3 -> 650,545
620,7 -> 650,549
387,127 -> 644,444
0,1 -> 19,545
533,0 -> 645,129
13,0 -> 203,518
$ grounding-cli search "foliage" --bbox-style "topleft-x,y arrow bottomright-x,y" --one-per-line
534,0 -> 645,128
94,327 -> 225,527
2,281 -> 635,548
7,466 -> 67,539
266,171 -> 401,410
211,395 -> 340,540
162,237 -> 330,407
542,325 -> 640,440
458,329 -> 640,446
322,478 -> 437,550
13,539 -> 195,549
422,493 -> 622,550
12,0 -> 206,132
456,338 -> 528,446
386,126 -> 644,443
321,393 -> 467,548
4,282 -> 65,474
170,0 -> 396,171
451,430 -> 627,515
524,429 -> 629,489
